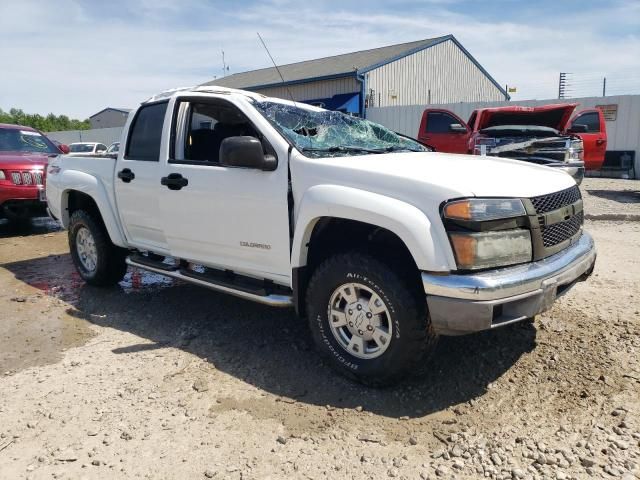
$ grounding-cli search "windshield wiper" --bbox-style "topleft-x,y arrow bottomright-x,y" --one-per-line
301,146 -> 385,154
383,145 -> 423,152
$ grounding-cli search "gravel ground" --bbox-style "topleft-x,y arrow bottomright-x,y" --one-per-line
581,178 -> 640,220
0,182 -> 638,480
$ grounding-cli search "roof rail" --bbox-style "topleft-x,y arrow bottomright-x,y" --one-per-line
143,85 -> 266,104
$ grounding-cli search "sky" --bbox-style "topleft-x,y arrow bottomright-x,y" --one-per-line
1,0 -> 639,119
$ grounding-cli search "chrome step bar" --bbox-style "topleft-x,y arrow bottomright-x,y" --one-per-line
125,257 -> 293,308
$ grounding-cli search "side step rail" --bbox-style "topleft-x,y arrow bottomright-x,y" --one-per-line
125,257 -> 293,308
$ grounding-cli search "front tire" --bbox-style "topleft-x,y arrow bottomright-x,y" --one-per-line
305,252 -> 437,386
68,210 -> 127,286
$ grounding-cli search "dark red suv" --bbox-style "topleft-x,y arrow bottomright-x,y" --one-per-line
0,123 -> 68,220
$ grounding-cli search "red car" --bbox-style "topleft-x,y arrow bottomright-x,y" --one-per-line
0,123 -> 68,221
417,104 -> 607,171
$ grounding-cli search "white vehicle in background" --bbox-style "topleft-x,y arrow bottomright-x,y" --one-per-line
68,142 -> 108,156
46,86 -> 596,386
104,142 -> 120,159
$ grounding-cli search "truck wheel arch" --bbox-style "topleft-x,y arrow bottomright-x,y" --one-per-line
61,186 -> 127,248
290,185 -> 454,315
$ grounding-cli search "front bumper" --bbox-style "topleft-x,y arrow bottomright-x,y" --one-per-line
0,185 -> 47,219
547,161 -> 585,185
422,232 -> 596,335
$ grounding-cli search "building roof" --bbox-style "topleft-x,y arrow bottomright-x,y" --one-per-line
90,107 -> 131,118
202,36 -> 453,89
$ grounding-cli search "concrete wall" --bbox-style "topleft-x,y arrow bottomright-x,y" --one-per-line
367,95 -> 640,178
89,109 -> 130,129
366,39 -> 506,108
46,127 -> 123,146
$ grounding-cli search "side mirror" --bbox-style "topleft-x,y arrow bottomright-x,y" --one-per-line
219,136 -> 277,171
58,144 -> 70,154
449,123 -> 467,133
568,124 -> 588,133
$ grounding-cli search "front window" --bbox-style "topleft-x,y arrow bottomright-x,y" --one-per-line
0,127 -> 59,154
253,101 -> 427,158
69,143 -> 96,153
106,142 -> 120,154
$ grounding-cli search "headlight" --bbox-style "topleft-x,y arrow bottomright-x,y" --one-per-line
565,139 -> 584,161
0,170 -> 5,180
473,136 -> 496,155
449,230 -> 532,270
444,198 -> 526,222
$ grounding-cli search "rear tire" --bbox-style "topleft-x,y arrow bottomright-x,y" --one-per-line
68,210 -> 127,286
305,252 -> 437,387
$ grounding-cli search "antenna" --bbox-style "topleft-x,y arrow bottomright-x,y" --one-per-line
222,50 -> 229,77
257,32 -> 297,106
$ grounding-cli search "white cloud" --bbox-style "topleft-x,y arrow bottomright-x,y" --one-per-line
0,0 -> 638,118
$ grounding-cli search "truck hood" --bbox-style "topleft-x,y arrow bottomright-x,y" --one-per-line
305,151 -> 576,200
0,151 -> 53,169
476,103 -> 578,131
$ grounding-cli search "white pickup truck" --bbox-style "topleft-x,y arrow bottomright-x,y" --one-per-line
47,86 -> 596,386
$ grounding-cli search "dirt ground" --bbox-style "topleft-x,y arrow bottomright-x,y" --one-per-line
0,179 -> 638,480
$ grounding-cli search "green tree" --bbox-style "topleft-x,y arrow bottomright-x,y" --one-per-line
0,107 -> 91,131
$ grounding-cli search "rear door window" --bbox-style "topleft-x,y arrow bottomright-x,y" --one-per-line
126,102 -> 168,161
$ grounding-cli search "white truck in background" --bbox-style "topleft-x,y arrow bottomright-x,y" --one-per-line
46,86 -> 596,386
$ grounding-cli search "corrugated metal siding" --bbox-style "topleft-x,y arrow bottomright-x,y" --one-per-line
252,77 -> 360,102
366,39 -> 504,108
367,94 -> 640,178
46,127 -> 124,146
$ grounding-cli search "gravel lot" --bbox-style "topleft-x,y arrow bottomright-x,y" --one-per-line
0,179 -> 638,480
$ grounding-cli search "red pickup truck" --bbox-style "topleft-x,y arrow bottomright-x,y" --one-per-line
417,104 -> 607,173
0,123 -> 68,221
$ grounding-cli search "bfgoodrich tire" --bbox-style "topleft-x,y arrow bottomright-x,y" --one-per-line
68,210 -> 128,286
305,252 -> 437,386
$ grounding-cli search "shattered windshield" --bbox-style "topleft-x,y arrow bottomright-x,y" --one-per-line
253,101 -> 427,158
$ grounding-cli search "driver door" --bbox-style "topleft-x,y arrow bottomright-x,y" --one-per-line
419,109 -> 470,153
157,97 -> 291,283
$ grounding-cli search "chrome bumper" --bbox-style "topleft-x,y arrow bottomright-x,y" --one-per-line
547,161 -> 585,185
422,232 -> 596,335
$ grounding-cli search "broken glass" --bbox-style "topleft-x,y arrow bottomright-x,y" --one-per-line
253,101 -> 428,158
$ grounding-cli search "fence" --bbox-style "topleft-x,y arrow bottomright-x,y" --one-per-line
367,94 -> 640,179
46,126 -> 123,146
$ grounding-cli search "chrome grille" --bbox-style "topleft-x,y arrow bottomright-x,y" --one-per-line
530,185 -> 581,214
8,170 -> 44,186
541,211 -> 583,247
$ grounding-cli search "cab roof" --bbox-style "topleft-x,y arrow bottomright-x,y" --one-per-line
143,86 -> 267,104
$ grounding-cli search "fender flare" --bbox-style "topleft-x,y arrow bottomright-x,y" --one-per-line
291,185 -> 455,272
59,170 -> 128,248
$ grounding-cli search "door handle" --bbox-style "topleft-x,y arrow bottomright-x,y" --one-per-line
161,173 -> 188,190
117,168 -> 135,183
596,139 -> 606,146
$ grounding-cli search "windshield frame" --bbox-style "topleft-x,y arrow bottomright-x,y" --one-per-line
0,127 -> 60,155
252,100 -> 428,158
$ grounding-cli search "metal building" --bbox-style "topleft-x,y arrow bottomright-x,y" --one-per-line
201,35 -> 507,117
89,107 -> 131,129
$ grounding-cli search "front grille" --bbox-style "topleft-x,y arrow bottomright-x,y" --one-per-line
541,211 -> 583,247
9,170 -> 44,186
530,185 -> 581,214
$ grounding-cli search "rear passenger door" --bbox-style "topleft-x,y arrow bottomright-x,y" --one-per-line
114,101 -> 170,253
568,109 -> 607,170
419,110 -> 470,153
